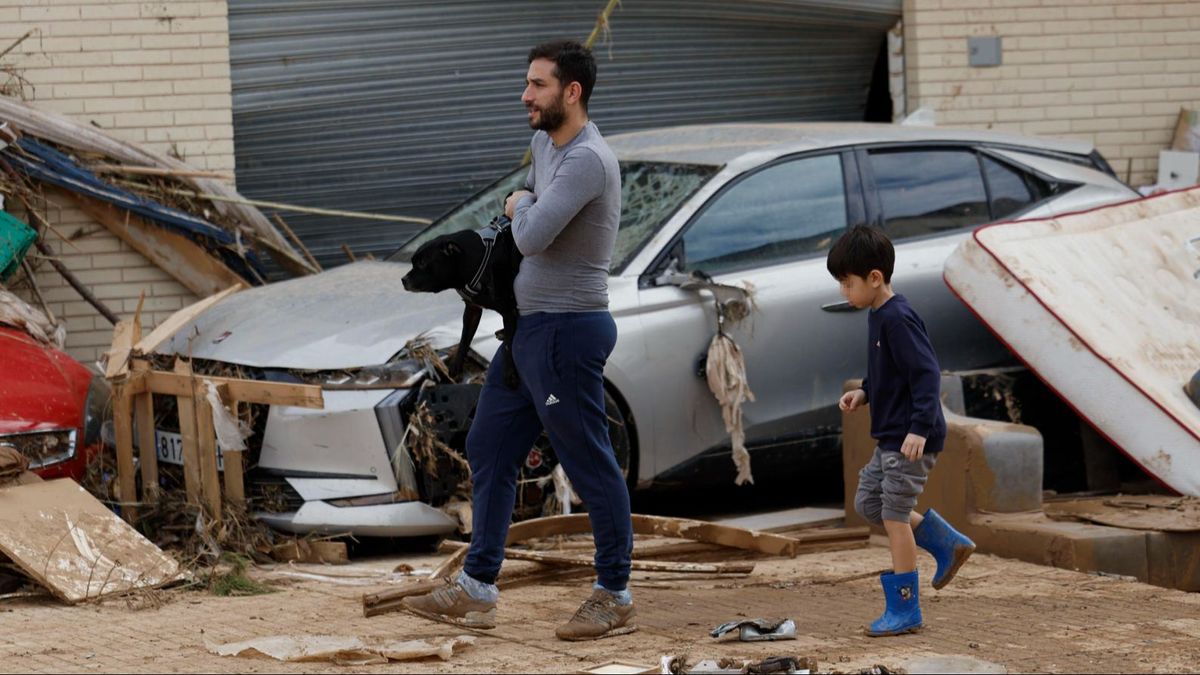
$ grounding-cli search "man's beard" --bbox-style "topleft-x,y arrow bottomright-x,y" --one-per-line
529,94 -> 566,132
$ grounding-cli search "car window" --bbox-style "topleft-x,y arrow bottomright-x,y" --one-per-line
869,149 -> 989,239
680,154 -> 847,276
982,155 -> 1051,220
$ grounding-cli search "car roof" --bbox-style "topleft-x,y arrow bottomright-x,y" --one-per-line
606,122 -> 1098,167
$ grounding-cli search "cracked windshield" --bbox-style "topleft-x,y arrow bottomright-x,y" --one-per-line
391,161 -> 717,272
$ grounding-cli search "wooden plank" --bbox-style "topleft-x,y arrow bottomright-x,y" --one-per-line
134,283 -> 245,357
0,479 -> 181,603
272,539 -> 349,565
222,401 -> 245,506
714,507 -> 846,534
104,320 -> 135,380
129,320 -> 159,507
193,383 -> 222,520
112,385 -> 138,524
632,535 -> 868,561
174,359 -> 202,504
61,189 -> 246,297
499,514 -> 824,558
363,580 -> 446,618
133,389 -> 158,504
90,163 -> 235,181
430,546 -> 467,580
143,370 -> 323,409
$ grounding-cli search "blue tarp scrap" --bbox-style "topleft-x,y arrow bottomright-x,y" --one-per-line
0,137 -> 266,284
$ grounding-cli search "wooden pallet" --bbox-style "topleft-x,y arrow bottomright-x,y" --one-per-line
104,285 -> 324,525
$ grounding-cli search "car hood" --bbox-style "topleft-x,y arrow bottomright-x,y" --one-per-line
155,261 -> 471,370
0,327 -> 89,434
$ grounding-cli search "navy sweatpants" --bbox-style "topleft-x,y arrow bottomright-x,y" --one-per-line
463,311 -> 633,591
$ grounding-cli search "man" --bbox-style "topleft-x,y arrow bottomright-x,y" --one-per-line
403,39 -> 634,642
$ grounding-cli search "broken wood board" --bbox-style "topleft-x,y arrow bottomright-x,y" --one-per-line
104,319 -> 136,380
505,514 -> 821,557
632,537 -> 868,561
112,383 -> 138,523
272,540 -> 349,565
133,283 -> 245,357
62,190 -> 247,297
1045,494 -> 1200,532
0,479 -> 180,603
713,507 -> 846,534
130,368 -> 324,409
430,545 -> 467,580
174,358 -> 204,503
207,634 -> 474,665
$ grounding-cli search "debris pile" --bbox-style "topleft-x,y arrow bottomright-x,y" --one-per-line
362,512 -> 868,618
0,96 -> 318,334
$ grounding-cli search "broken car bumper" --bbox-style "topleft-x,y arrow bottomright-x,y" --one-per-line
255,499 -> 457,538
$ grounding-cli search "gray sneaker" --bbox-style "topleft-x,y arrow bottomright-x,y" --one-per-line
400,579 -> 497,629
555,589 -> 637,641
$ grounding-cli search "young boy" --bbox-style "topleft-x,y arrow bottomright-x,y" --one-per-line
826,225 -> 976,637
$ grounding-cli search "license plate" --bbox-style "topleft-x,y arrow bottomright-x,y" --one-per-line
155,430 -> 224,471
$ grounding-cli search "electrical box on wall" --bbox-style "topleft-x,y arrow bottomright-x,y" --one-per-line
1158,150 -> 1200,190
968,36 -> 1002,67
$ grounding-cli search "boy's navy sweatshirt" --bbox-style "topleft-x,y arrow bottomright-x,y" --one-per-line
861,294 -> 946,453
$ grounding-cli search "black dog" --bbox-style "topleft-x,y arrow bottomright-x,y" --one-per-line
401,216 -> 523,388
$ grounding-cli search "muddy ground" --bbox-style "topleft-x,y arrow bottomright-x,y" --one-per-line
2,536 -> 1199,674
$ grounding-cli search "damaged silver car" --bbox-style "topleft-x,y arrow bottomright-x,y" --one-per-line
154,123 -> 1137,538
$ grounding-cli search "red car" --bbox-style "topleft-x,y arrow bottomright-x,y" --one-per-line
0,324 -> 109,480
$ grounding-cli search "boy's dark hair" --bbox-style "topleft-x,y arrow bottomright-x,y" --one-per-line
826,225 -> 895,283
528,39 -> 596,108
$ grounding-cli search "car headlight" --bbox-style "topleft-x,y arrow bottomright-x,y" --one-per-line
82,375 -> 111,447
321,359 -> 427,390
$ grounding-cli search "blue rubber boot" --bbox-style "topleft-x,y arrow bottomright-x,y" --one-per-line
867,570 -> 923,637
914,508 -> 976,589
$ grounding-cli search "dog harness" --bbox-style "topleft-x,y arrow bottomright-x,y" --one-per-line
458,216 -> 510,302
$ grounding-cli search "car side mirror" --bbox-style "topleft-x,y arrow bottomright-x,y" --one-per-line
654,240 -> 692,287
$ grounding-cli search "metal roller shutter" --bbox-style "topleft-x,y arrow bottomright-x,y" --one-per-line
229,0 -> 900,269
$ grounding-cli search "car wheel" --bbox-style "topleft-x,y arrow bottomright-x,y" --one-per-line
512,388 -> 633,520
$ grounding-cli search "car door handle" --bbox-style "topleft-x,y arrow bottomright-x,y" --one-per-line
821,300 -> 862,313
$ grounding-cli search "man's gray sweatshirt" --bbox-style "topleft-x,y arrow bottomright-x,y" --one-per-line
512,121 -> 621,314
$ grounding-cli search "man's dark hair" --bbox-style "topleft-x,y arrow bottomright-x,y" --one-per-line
528,39 -> 596,108
826,225 -> 895,283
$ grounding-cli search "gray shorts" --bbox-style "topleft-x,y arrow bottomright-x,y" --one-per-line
854,446 -> 938,524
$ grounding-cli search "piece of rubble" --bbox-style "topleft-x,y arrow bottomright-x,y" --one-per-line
206,634 -> 474,665
710,617 -> 796,642
660,655 -> 816,674
0,478 -> 180,603
270,539 -> 349,565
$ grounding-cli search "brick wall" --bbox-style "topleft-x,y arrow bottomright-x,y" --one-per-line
1,1 -> 234,364
903,0 -> 1200,187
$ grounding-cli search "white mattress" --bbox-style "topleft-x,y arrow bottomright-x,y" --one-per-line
944,187 -> 1200,495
